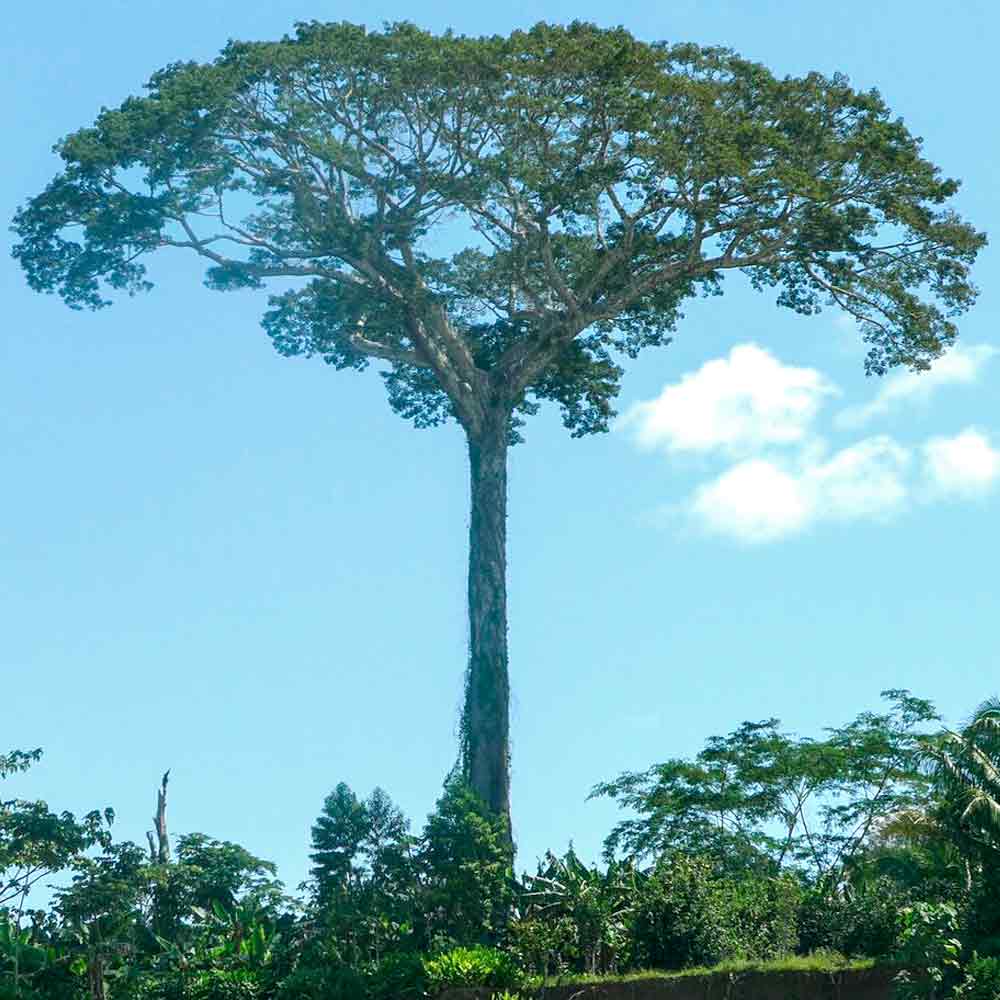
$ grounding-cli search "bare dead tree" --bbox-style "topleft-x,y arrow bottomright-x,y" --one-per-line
146,770 -> 170,864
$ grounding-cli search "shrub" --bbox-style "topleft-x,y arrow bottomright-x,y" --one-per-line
512,850 -> 640,977
272,964 -> 367,1000
420,778 -> 514,946
630,855 -> 800,970
423,945 -> 524,994
188,971 -> 261,1000
893,902 -> 964,1000
798,877 -> 908,958
726,873 -> 801,960
368,951 -> 428,1000
507,913 -> 577,978
631,855 -> 734,969
126,971 -> 261,1000
954,954 -> 1000,1000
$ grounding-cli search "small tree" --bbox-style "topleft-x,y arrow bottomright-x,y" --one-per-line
13,21 -> 985,836
308,784 -> 416,962
420,776 -> 512,947
1,749 -> 113,919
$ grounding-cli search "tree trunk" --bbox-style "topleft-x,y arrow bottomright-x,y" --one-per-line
147,771 -> 170,863
462,419 -> 512,840
88,953 -> 106,1000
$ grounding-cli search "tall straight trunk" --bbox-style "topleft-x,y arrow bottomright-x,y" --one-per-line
462,419 -> 512,839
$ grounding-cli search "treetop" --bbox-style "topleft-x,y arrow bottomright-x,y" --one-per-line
12,20 -> 985,441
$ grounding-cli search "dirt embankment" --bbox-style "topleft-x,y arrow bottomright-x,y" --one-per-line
441,967 -> 897,1000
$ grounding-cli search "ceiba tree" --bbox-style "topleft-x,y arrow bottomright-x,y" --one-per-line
13,21 -> 984,838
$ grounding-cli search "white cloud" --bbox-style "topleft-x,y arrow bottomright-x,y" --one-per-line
618,343 -> 837,455
836,344 -> 997,429
622,342 -> 999,545
689,460 -> 811,543
922,428 -> 1000,498
687,437 -> 911,544
810,437 -> 911,520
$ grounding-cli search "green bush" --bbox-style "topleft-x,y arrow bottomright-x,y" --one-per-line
423,945 -> 524,994
420,778 -> 514,947
125,971 -> 260,1000
507,914 -> 578,978
725,874 -> 801,961
798,877 -> 908,958
893,902 -> 964,1000
631,855 -> 734,969
630,856 -> 799,970
187,971 -> 260,1000
368,951 -> 428,1000
954,955 -> 1000,999
273,964 -> 367,1000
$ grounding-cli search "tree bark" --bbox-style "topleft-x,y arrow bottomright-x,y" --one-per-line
462,418 -> 512,841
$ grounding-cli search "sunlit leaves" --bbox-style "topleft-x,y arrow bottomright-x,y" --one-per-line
11,20 -> 984,438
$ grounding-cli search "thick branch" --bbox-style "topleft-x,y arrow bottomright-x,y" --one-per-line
348,320 -> 430,367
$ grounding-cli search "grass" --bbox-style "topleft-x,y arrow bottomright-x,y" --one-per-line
525,951 -> 879,989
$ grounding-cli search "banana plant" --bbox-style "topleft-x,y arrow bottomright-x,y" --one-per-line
166,900 -> 280,972
516,849 -> 641,975
0,915 -> 79,1000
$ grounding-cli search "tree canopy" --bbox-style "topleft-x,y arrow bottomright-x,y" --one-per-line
13,21 -> 985,443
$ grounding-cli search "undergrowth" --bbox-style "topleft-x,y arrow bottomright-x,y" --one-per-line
524,951 -> 879,988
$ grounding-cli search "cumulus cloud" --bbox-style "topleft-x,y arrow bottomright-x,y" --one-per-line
921,428 -> 1000,498
618,343 -> 837,455
622,342 -> 999,545
688,460 -> 811,543
688,437 -> 911,543
836,344 -> 997,429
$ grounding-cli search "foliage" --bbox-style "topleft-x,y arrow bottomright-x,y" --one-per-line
419,777 -> 513,947
507,913 -> 577,981
0,914 -> 82,1000
953,954 -> 1000,1000
893,902 -> 964,1000
128,969 -> 261,1000
271,964 -> 366,1000
592,690 -> 939,882
422,945 -> 524,994
926,698 -> 1000,861
5,686 -> 1000,996
797,875 -> 908,958
629,854 -> 799,971
14,20 -> 983,404
630,854 -> 735,969
513,848 -> 639,975
309,784 -> 416,962
722,871 -> 801,962
367,951 -> 427,1000
1,749 -> 114,915
170,836 -> 284,919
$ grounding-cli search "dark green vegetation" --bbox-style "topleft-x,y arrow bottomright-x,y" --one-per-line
3,691 -> 1000,999
10,20 -> 986,839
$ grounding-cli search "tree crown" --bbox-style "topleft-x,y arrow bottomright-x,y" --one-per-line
12,21 -> 985,441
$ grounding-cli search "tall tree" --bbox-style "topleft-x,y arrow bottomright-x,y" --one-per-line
12,21 -> 985,835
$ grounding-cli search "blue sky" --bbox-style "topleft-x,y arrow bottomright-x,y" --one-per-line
3,0 -> 998,896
